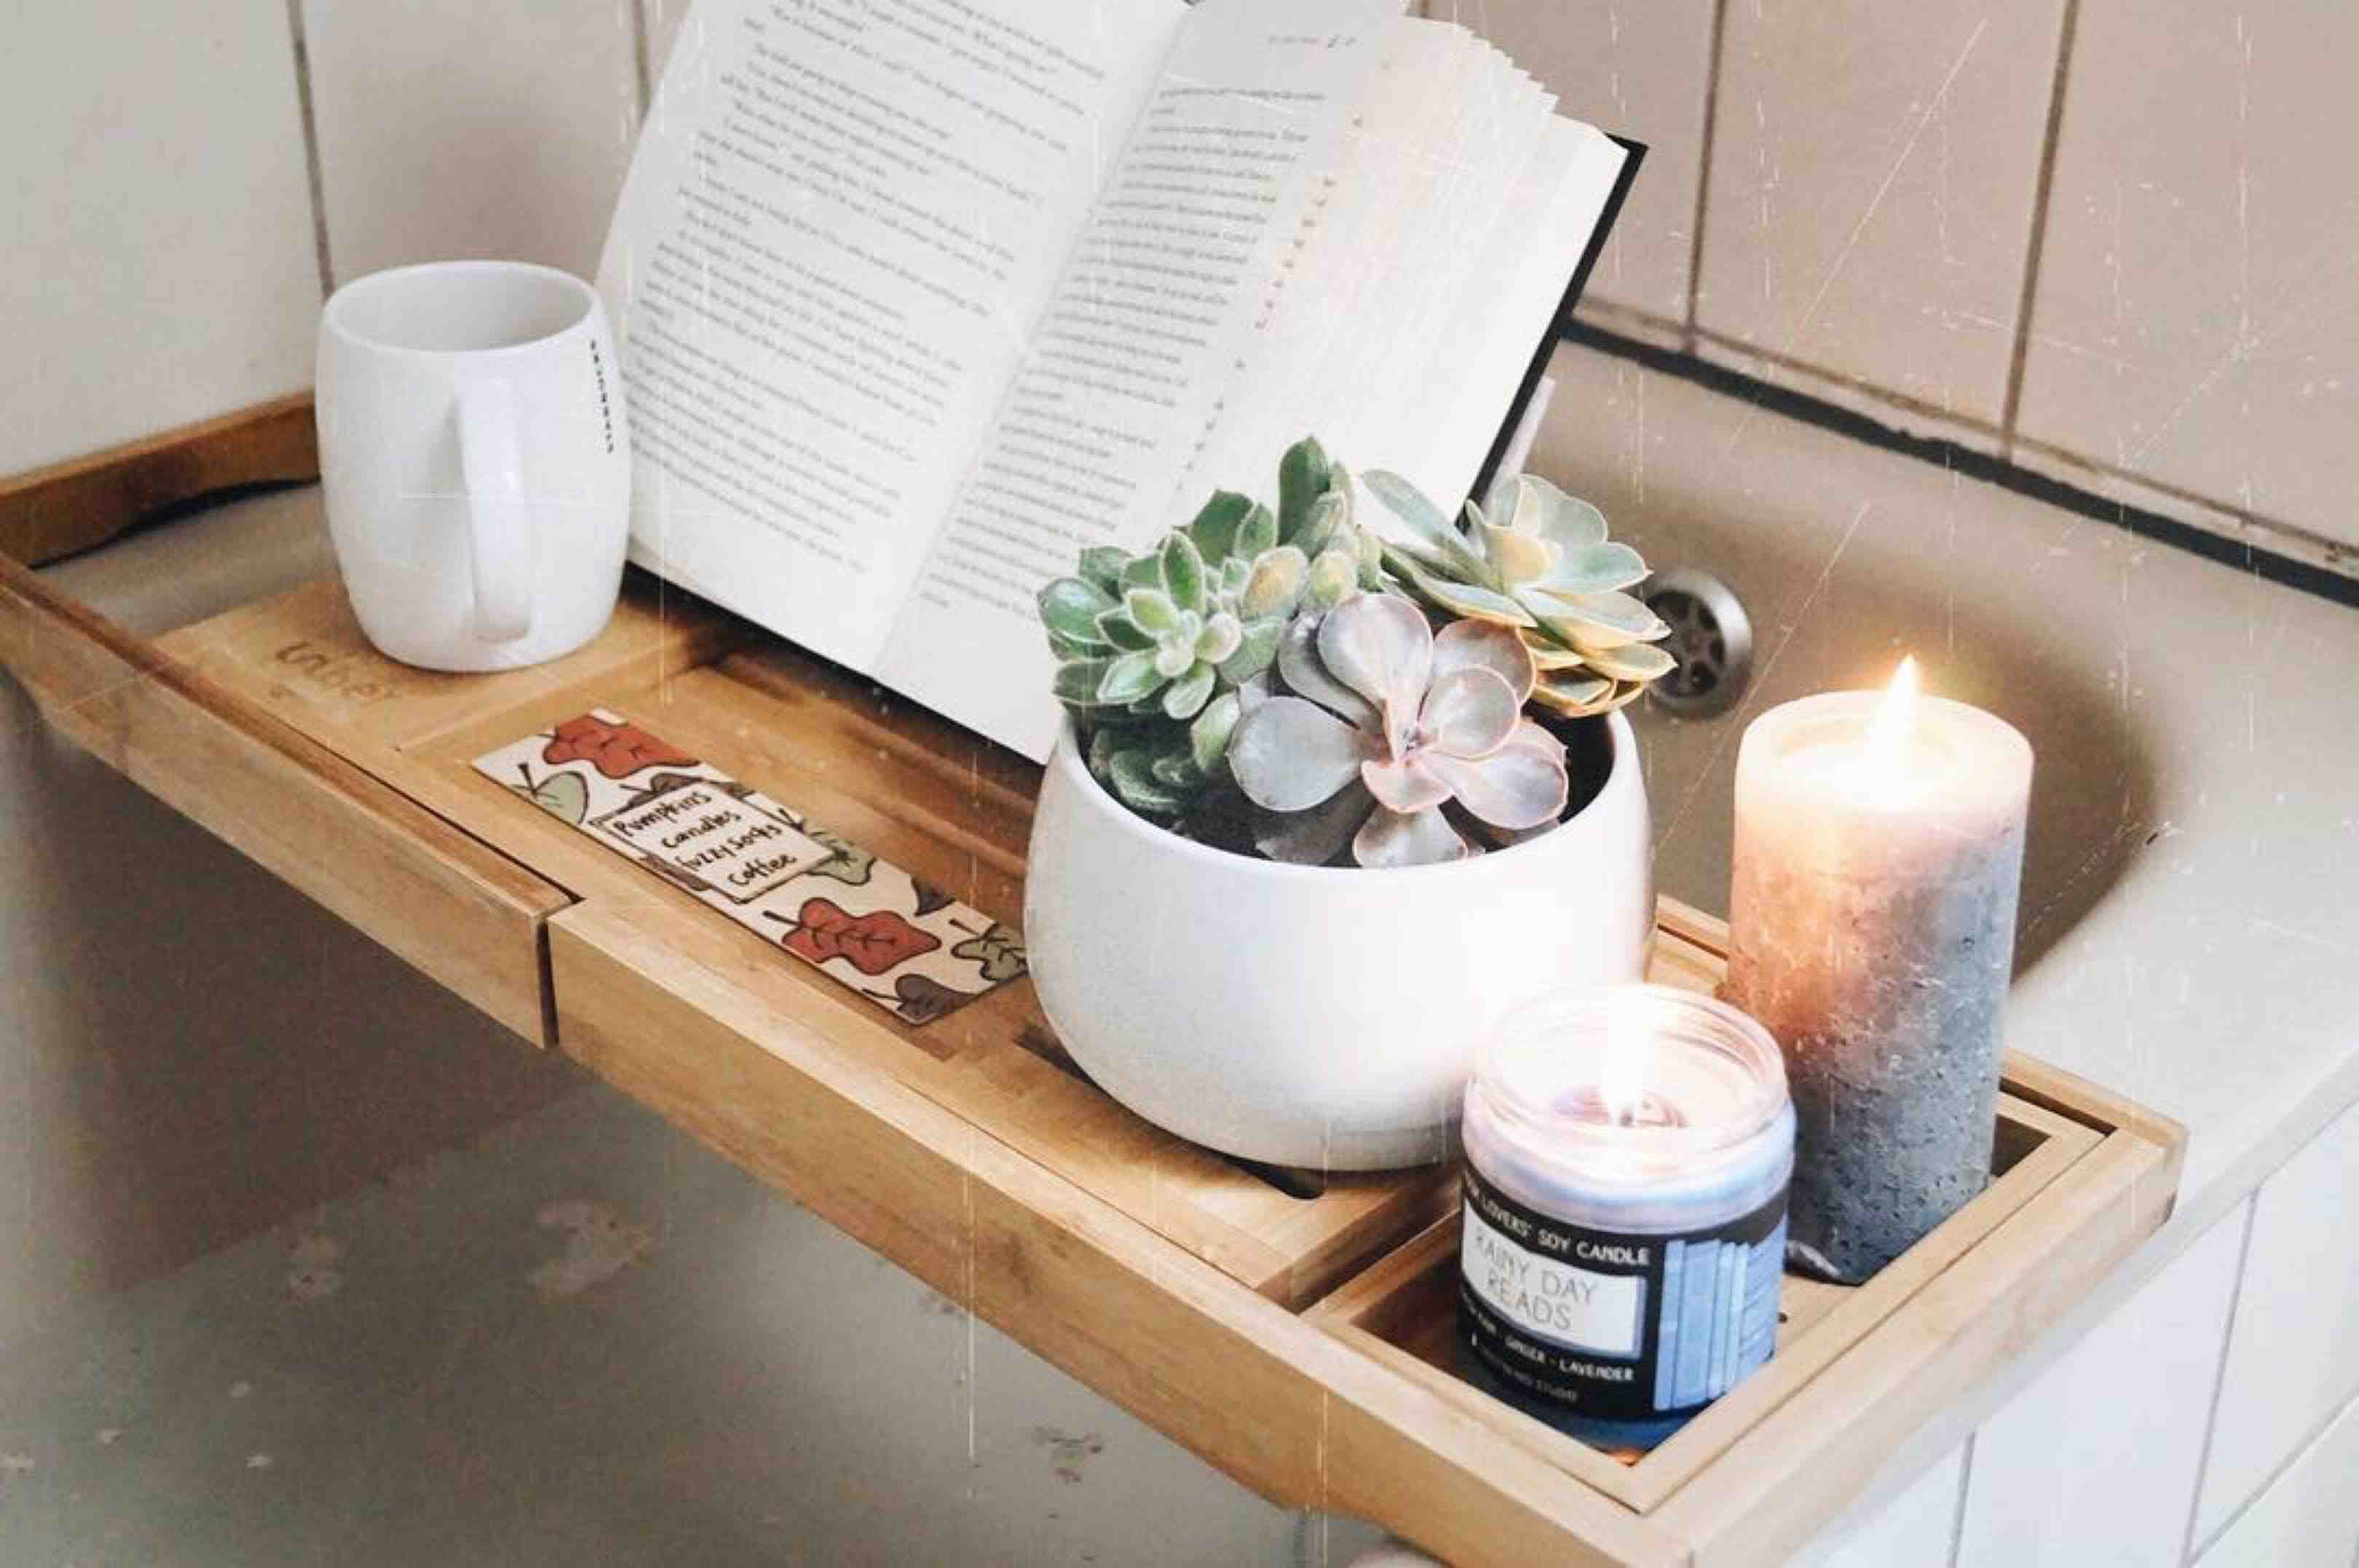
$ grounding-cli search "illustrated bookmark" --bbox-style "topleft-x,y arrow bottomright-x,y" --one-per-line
474,710 -> 1026,1024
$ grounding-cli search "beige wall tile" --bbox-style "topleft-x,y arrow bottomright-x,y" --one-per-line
644,0 -> 694,90
302,0 -> 642,285
1,0 -> 319,475
1431,0 -> 1716,328
1696,0 -> 2068,426
2016,0 -> 2359,550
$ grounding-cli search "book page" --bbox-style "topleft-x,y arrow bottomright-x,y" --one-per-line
596,0 -> 1185,671
1397,118 -> 1627,507
1177,20 -> 1555,509
878,0 -> 1404,759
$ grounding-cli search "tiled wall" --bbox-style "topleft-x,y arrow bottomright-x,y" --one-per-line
26,0 -> 2358,592
3,0 -> 320,478
1439,0 -> 2359,579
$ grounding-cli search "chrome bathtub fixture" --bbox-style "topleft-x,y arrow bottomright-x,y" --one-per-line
1642,568 -> 1752,718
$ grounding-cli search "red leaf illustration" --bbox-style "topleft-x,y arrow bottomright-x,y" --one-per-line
778,897 -> 941,975
542,713 -> 698,780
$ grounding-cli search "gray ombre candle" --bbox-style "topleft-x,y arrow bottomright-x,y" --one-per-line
1721,660 -> 2033,1284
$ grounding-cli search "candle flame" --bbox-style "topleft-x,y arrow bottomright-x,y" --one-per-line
1598,991 -> 1650,1128
1863,655 -> 1921,798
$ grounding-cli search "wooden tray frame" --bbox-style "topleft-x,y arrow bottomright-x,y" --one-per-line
0,534 -> 2185,1568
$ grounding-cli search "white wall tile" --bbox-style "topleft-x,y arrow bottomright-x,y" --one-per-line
1797,1445 -> 1966,1568
2196,1395 -> 2359,1568
302,0 -> 642,285
1696,0 -> 2068,427
1431,0 -> 1716,328
2,0 -> 319,475
2016,0 -> 2359,550
1955,1201 -> 2248,1568
2198,1098 -> 2359,1538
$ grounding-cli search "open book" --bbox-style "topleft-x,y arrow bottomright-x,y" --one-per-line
597,0 -> 1634,760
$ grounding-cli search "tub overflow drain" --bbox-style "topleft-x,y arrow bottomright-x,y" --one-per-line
1642,568 -> 1753,718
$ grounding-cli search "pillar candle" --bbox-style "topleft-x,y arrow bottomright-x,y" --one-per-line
1721,660 -> 2032,1283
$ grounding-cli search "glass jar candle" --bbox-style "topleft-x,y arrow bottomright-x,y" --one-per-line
1458,984 -> 1795,1449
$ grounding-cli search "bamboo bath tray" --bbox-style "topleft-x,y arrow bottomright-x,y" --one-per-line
0,544 -> 2184,1567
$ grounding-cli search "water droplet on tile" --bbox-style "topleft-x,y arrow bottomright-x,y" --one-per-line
529,1199 -> 655,1299
246,1453 -> 274,1470
229,1382 -> 252,1401
288,1232 -> 347,1302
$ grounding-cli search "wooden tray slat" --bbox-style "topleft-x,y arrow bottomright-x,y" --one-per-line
0,555 -> 2190,1568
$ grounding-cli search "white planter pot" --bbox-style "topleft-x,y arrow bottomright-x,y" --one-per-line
1024,710 -> 1654,1171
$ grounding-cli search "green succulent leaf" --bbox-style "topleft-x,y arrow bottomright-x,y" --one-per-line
1531,670 -> 1615,714
1277,436 -> 1332,545
1076,545 -> 1129,596
1046,629 -> 1102,661
1533,541 -> 1650,595
1121,555 -> 1163,590
1153,640 -> 1197,680
1054,658 -> 1121,708
1195,611 -> 1244,665
1218,555 -> 1252,599
1150,748 -> 1205,789
1523,588 -> 1667,647
1578,640 -> 1678,682
1086,725 -> 1124,780
1292,490 -> 1348,559
1234,502 -> 1278,560
1096,649 -> 1163,703
1124,587 -> 1181,635
1402,562 -> 1537,627
1190,691 -> 1241,773
1363,470 -> 1457,552
1219,614 -> 1285,683
1305,545 -> 1359,609
1162,660 -> 1217,720
1477,520 -> 1555,585
1185,491 -> 1255,563
1038,577 -> 1115,643
1161,531 -> 1207,613
1107,748 -> 1190,815
1094,607 -> 1155,650
1517,476 -> 1611,551
1239,545 -> 1308,618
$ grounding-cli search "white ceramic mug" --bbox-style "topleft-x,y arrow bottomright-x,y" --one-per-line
316,260 -> 631,670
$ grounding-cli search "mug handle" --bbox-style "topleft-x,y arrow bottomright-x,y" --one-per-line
456,379 -> 534,643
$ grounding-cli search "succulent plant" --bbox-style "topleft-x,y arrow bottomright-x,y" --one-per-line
1225,593 -> 1570,867
1036,437 -> 1386,823
1364,468 -> 1675,716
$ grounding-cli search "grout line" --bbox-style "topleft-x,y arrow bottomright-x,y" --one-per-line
1683,0 -> 1733,349
1999,0 -> 2083,443
631,0 -> 655,118
2176,1197 -> 2257,1565
1562,318 -> 2359,610
1689,324 -> 2008,442
280,0 -> 335,297
2190,1379 -> 2359,1562
1944,1432 -> 1977,1567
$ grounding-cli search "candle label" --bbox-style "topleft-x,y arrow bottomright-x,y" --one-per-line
1458,1163 -> 1788,1422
